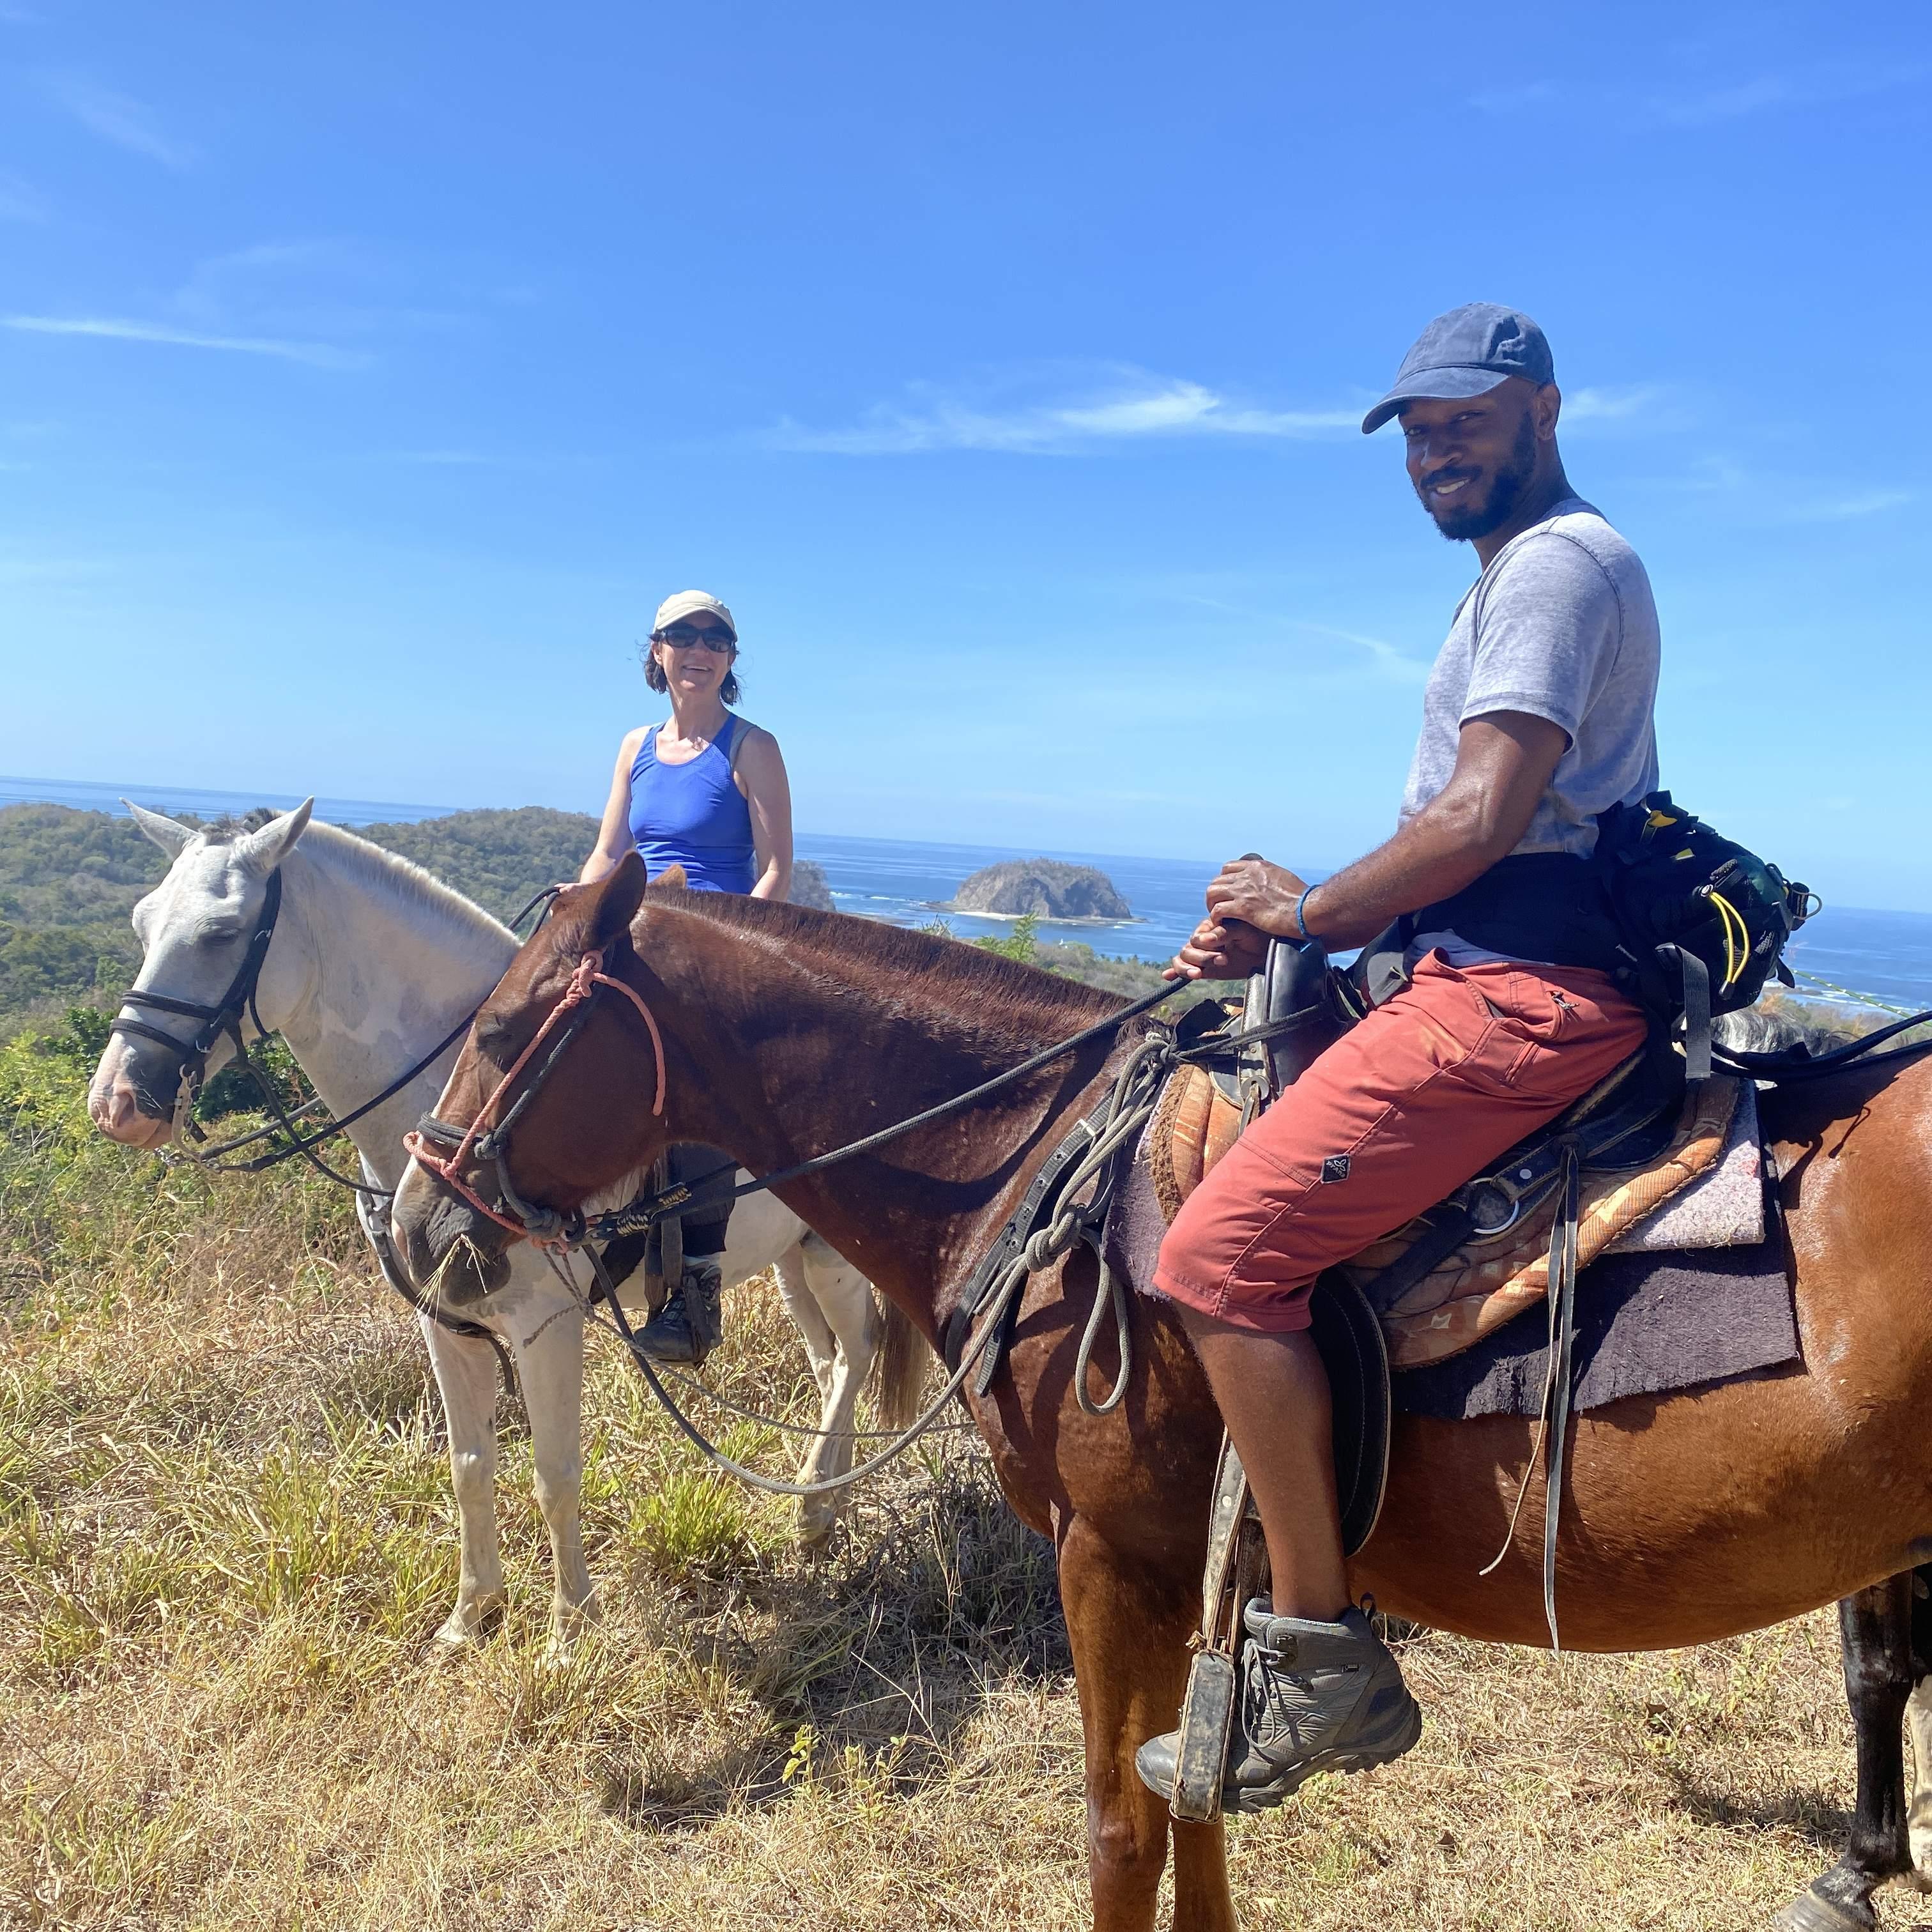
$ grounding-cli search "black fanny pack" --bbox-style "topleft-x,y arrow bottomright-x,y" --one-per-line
1402,800 -> 1814,1079
1413,851 -> 1623,972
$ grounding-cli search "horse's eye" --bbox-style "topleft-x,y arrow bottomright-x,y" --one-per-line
475,1018 -> 511,1052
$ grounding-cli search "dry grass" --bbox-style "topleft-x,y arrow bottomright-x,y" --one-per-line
4,1060 -> 1931,1928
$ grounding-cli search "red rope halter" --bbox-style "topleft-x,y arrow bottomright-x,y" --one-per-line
404,947 -> 665,1248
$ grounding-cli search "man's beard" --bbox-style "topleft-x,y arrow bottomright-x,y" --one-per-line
1422,413 -> 1537,542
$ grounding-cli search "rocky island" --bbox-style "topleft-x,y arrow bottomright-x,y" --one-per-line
947,857 -> 1132,922
789,858 -> 837,912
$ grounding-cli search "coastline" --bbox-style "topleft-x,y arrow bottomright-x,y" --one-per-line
928,902 -> 1148,928
6,775 -> 1932,1013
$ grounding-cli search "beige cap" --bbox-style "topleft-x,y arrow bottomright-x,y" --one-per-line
652,589 -> 737,639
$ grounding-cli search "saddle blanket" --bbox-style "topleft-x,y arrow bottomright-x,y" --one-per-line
1392,1231 -> 1798,1421
1147,1059 -> 1769,1370
1104,1093 -> 1800,1418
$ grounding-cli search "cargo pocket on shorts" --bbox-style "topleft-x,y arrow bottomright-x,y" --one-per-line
1503,983 -> 1581,1089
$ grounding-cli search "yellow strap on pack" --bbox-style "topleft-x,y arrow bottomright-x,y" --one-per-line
1706,891 -> 1749,993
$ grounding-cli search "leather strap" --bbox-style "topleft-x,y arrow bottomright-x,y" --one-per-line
939,1109 -> 1102,1384
1540,1138 -> 1583,1652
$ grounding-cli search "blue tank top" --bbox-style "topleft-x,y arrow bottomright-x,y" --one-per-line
627,714 -> 757,894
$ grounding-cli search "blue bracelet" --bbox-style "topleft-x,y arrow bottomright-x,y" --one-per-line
1294,886 -> 1317,942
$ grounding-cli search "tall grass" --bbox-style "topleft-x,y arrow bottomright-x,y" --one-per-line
0,1019 -> 1898,1929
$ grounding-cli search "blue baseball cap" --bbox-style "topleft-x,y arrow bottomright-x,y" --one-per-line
1361,303 -> 1554,434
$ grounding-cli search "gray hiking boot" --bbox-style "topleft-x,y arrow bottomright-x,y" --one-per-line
1135,1601 -> 1420,1813
634,1259 -> 724,1366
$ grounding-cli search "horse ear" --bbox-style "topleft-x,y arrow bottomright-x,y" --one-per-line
590,850 -> 649,946
652,862 -> 688,891
125,801 -> 197,857
235,798 -> 315,875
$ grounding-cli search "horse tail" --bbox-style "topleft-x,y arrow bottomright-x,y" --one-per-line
871,1289 -> 930,1432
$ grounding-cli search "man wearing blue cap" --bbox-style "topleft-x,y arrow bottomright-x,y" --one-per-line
1136,304 -> 1659,1811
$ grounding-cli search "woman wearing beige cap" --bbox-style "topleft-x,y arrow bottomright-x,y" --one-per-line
580,590 -> 793,900
578,590 -> 795,1361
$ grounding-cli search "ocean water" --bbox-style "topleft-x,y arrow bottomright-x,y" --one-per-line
0,772 -> 457,829
8,774 -> 1931,1014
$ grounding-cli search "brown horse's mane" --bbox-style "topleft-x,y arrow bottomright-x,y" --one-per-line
633,882 -> 1128,1048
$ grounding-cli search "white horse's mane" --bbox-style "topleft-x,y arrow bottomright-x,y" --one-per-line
295,819 -> 516,948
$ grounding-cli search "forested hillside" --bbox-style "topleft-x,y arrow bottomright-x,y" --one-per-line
3,802 -> 911,1036
346,807 -> 599,920
0,804 -> 600,1036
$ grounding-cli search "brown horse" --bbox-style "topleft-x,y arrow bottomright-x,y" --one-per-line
391,855 -> 1932,1931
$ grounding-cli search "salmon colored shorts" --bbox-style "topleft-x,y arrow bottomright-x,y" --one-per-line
1153,951 -> 1649,1334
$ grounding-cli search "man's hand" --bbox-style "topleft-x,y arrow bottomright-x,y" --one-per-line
1204,856 -> 1310,937
1164,915 -> 1269,982
1163,854 -> 1312,981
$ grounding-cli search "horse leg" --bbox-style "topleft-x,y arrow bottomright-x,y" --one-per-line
1905,1564 -> 1932,1889
511,1299 -> 597,1653
778,1237 -> 877,1548
1777,1576 -> 1917,1931
422,1316 -> 507,1646
1058,1515 -> 1235,1932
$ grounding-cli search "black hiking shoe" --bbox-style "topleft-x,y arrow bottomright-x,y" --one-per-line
1135,1601 -> 1421,1813
634,1259 -> 724,1366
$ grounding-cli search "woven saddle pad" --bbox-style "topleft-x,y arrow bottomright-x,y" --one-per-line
1145,1061 -> 1742,1370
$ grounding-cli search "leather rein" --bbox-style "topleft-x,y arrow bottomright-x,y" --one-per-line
404,949 -> 1218,1261
397,955 -> 1304,1500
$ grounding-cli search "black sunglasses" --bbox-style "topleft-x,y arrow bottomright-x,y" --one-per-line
654,625 -> 736,653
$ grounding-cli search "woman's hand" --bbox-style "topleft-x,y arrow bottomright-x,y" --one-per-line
1204,855 -> 1310,937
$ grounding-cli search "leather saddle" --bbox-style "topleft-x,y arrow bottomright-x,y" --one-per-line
1157,939 -> 1699,1549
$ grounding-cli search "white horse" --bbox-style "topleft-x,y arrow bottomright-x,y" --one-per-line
86,799 -> 924,1647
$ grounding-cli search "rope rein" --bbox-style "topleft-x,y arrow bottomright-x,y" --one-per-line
403,947 -> 1197,1494
573,1028 -> 1180,1492
569,974 -> 1190,1248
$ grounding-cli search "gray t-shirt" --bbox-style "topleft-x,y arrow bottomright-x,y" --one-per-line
1400,496 -> 1660,859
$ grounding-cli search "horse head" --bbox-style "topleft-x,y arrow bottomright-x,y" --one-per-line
88,799 -> 315,1147
391,852 -> 672,1304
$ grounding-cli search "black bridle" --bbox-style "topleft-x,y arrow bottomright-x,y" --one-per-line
111,869 -> 286,1140
111,876 -> 569,1188
107,868 -> 571,1384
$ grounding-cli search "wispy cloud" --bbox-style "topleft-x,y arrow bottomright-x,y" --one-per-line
1800,489 -> 1913,522
1289,619 -> 1432,687
1647,63 -> 1924,127
1124,579 -> 1432,689
1652,454 -> 1913,524
380,450 -> 492,466
0,169 -> 48,222
40,72 -> 195,167
1470,60 -> 1924,128
772,371 -> 1357,455
3,314 -> 365,369
1563,384 -> 1665,422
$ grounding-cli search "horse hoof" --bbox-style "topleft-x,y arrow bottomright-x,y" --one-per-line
794,1506 -> 839,1552
1901,1866 -> 1932,1896
1773,1884 -> 1876,1932
434,1593 -> 506,1649
548,1593 -> 601,1655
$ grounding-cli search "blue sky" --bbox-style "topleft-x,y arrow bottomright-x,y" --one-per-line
4,2 -> 1928,905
